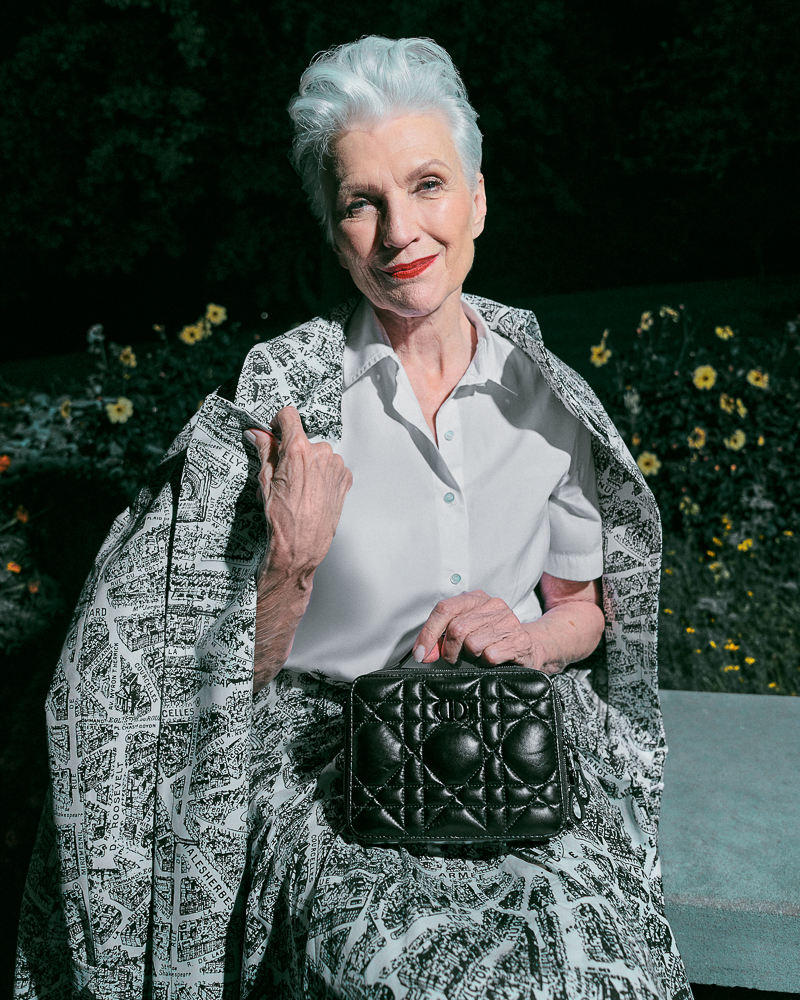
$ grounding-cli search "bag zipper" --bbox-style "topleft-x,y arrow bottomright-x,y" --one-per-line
553,685 -> 589,827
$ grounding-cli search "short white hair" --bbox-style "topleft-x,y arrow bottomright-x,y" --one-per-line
288,35 -> 482,243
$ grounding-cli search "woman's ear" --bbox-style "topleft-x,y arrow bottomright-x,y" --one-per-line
472,174 -> 487,238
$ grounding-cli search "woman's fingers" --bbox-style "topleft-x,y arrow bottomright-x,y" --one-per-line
245,428 -> 280,506
414,591 -> 530,666
414,591 -> 488,661
247,406 -> 353,582
270,404 -> 305,449
453,612 -> 529,664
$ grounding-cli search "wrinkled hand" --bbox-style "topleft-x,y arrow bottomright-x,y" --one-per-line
246,406 -> 353,584
412,590 -> 557,671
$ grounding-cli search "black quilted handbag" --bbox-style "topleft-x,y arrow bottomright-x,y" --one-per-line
343,659 -> 590,844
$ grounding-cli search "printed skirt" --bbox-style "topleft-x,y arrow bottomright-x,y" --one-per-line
241,668 -> 693,1000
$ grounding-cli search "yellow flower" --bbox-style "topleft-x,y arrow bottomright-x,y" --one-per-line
637,451 -> 661,477
590,329 -> 611,367
719,393 -> 735,414
721,514 -> 732,532
692,365 -> 717,390
709,640 -> 716,648
724,429 -> 746,451
15,505 -> 29,523
735,397 -> 747,417
712,537 -> 722,545
660,306 -> 679,321
179,322 -> 204,345
663,608 -> 673,614
757,435 -> 765,446
638,311 -> 654,332
206,303 -> 227,325
724,640 -> 740,651
686,627 -> 695,633
28,580 -> 40,594
664,567 -> 673,575
784,530 -> 794,536
723,665 -> 739,672
746,591 -> 753,596
118,346 -> 137,367
738,538 -> 753,552
679,496 -> 700,515
60,399 -> 72,419
7,561 -> 21,573
715,325 -> 734,340
746,369 -> 769,389
106,397 -> 134,424
745,656 -> 755,665
590,344 -> 612,367
632,433 -> 641,447
707,550 -> 716,557
768,682 -> 778,689
687,426 -> 706,449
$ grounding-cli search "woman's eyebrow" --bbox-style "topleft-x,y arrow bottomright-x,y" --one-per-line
337,181 -> 379,200
337,159 -> 453,200
406,158 -> 451,180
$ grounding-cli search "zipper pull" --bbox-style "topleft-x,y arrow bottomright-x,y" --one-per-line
564,742 -> 590,824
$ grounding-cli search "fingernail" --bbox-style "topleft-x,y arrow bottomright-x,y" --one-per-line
243,430 -> 257,446
413,646 -> 426,663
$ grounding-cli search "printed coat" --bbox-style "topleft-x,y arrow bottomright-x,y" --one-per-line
14,296 -> 690,999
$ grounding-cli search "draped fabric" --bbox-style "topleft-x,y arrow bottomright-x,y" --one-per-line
14,296 -> 692,999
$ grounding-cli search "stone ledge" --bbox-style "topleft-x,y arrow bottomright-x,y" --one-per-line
659,689 -> 800,992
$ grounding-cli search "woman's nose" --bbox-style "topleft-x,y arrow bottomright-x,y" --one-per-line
381,197 -> 420,248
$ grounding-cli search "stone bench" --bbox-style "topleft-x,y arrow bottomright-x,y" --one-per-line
659,690 -> 800,992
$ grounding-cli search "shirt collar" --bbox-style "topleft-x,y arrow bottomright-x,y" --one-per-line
342,298 -> 396,390
343,295 -> 504,391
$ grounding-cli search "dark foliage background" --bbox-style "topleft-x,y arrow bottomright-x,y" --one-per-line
1,0 -> 799,362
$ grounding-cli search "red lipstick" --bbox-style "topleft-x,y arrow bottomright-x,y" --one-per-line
381,254 -> 438,280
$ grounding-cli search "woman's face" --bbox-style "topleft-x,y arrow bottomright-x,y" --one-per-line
328,114 -> 486,321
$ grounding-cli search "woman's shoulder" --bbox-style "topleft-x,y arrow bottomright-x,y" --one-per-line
463,293 -> 544,351
247,299 -> 357,370
465,295 -> 601,415
207,299 -> 359,435
466,292 -> 644,477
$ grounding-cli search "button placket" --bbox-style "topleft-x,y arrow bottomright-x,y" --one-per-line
434,397 -> 468,591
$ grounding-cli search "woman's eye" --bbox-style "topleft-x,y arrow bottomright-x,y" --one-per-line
346,198 -> 370,215
420,178 -> 444,192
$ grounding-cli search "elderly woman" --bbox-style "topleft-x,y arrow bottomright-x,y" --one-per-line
15,36 -> 691,1000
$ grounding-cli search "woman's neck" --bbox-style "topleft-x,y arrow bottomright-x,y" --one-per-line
372,288 -> 475,382
371,289 -> 477,444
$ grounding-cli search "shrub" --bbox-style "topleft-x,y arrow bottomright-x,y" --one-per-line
592,306 -> 799,547
0,303 -> 260,499
591,307 -> 800,695
0,304 -> 262,652
0,501 -> 62,654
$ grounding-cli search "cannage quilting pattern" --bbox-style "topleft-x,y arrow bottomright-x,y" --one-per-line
14,295 -> 688,999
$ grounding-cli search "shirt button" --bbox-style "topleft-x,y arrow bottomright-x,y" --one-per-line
450,573 -> 462,585
443,492 -> 455,504
444,430 -> 454,441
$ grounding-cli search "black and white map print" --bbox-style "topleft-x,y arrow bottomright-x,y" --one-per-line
14,295 -> 693,999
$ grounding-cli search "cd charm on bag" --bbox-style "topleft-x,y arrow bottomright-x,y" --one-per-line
343,660 -> 590,845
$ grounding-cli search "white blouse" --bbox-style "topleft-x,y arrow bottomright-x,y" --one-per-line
283,296 -> 604,682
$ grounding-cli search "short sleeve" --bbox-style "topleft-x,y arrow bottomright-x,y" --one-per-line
543,421 -> 604,581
